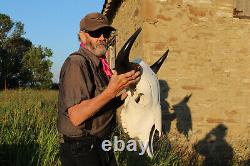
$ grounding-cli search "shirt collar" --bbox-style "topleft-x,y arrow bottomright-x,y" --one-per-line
78,47 -> 102,68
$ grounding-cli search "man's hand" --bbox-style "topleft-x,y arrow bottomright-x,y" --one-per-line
105,70 -> 140,98
68,70 -> 140,126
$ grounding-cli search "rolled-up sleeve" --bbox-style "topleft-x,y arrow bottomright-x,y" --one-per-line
60,56 -> 92,111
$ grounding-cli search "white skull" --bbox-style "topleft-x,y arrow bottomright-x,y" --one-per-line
115,28 -> 169,157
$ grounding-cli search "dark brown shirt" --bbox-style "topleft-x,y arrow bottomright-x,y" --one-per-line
57,47 -> 122,138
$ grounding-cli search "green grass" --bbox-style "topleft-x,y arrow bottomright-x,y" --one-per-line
0,89 -> 60,166
0,89 -> 249,166
0,89 -> 190,166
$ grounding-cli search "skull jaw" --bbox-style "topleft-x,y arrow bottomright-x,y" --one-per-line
120,103 -> 162,158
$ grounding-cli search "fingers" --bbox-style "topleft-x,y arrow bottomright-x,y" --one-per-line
123,70 -> 135,78
132,71 -> 140,80
108,69 -> 141,96
113,70 -> 139,79
119,71 -> 139,86
121,70 -> 140,80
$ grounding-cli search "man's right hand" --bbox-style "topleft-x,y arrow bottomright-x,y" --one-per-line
105,70 -> 140,98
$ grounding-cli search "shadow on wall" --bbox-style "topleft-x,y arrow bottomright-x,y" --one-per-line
159,80 -> 193,139
159,80 -> 173,134
194,124 -> 234,166
243,159 -> 250,165
172,94 -> 192,139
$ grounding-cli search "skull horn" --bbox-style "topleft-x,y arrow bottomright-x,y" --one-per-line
115,27 -> 142,74
150,49 -> 169,74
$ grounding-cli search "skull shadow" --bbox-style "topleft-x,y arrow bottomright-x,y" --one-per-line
171,94 -> 193,139
159,80 -> 193,139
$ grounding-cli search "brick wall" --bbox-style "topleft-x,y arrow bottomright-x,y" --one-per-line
103,0 -> 250,157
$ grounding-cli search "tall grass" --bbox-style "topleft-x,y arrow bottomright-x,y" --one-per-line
0,89 -> 191,166
0,90 -> 249,166
0,89 -> 60,166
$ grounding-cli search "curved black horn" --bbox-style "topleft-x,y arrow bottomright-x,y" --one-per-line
115,27 -> 142,74
150,49 -> 169,73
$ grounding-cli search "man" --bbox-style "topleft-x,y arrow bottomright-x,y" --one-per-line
57,12 -> 140,166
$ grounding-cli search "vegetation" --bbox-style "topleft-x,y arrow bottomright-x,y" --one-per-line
0,13 -> 53,89
0,89 -> 59,166
1,90 -> 249,166
0,89 -> 193,166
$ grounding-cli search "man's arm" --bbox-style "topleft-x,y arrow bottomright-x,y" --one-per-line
68,70 -> 140,126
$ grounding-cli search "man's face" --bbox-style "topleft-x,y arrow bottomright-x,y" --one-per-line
85,28 -> 112,57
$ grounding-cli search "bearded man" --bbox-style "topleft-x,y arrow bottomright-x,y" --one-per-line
57,12 -> 140,166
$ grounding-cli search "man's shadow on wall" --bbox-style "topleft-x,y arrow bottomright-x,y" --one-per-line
159,80 -> 192,139
194,124 -> 234,166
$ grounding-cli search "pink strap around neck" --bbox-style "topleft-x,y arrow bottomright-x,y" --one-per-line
99,57 -> 113,77
80,42 -> 86,48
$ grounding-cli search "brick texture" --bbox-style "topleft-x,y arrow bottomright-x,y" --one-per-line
103,0 -> 250,158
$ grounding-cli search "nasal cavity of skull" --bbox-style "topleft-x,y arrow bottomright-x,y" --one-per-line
135,93 -> 144,103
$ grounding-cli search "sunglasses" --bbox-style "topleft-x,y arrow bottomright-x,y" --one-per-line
86,29 -> 111,39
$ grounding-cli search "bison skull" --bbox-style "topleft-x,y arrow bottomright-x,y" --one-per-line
115,27 -> 169,157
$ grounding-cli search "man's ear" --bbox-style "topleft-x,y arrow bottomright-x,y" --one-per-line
79,31 -> 87,43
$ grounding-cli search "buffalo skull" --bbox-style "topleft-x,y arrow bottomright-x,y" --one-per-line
115,27 -> 169,157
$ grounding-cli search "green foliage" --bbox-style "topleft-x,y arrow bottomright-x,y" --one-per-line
0,89 -> 60,165
0,13 -> 53,89
22,46 -> 53,88
0,13 -> 14,41
0,90 -> 249,165
1,36 -> 32,88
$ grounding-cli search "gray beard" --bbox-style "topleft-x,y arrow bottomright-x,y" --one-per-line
93,46 -> 107,57
87,43 -> 107,57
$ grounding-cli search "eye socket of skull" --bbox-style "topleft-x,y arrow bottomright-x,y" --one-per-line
135,93 -> 144,103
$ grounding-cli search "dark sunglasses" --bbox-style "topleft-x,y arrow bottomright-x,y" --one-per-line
85,29 -> 111,39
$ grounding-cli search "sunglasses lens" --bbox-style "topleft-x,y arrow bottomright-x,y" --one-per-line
88,30 -> 111,38
103,31 -> 111,38
89,31 -> 100,38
